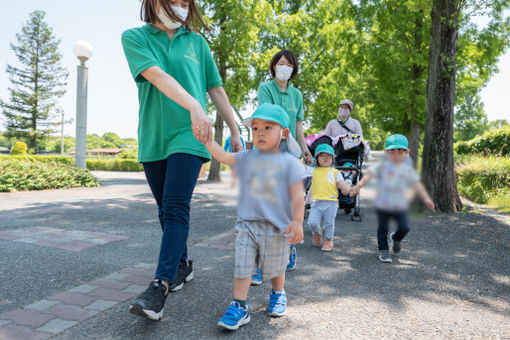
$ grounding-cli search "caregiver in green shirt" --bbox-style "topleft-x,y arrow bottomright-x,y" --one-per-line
258,50 -> 313,165
121,0 -> 243,321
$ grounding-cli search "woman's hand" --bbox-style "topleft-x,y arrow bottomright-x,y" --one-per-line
302,149 -> 313,165
190,103 -> 212,144
229,134 -> 244,152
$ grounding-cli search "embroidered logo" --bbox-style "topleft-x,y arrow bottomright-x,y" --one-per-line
184,43 -> 199,64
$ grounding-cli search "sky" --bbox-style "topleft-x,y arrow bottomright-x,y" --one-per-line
0,1 -> 509,140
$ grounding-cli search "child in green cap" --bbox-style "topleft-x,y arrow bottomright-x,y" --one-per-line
350,134 -> 435,263
205,103 -> 306,330
305,144 -> 352,251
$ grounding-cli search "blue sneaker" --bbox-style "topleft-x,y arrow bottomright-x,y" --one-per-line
286,245 -> 296,271
268,290 -> 287,317
217,301 -> 250,330
251,269 -> 262,286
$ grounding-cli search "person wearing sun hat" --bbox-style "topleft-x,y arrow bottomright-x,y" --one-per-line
324,99 -> 363,138
349,134 -> 435,263
204,103 -> 307,330
304,143 -> 351,252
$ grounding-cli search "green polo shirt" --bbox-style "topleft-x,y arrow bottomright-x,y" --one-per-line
257,79 -> 304,138
121,24 -> 222,162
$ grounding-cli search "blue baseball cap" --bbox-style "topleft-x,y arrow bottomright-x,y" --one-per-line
385,134 -> 409,150
241,103 -> 290,129
314,144 -> 335,159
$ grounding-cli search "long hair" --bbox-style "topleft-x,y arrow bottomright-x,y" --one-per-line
140,0 -> 209,32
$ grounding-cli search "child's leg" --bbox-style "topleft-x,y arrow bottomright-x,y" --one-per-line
393,212 -> 410,241
271,273 -> 285,291
376,210 -> 391,250
307,204 -> 322,235
322,201 -> 338,240
233,278 -> 252,301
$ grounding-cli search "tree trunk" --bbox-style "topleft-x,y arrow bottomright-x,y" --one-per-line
422,0 -> 462,212
408,121 -> 420,166
207,12 -> 227,182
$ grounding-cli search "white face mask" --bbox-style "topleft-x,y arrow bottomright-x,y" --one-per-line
275,65 -> 293,82
157,6 -> 189,30
338,108 -> 350,119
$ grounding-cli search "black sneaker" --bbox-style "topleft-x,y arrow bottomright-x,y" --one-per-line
129,280 -> 167,321
390,232 -> 401,254
378,250 -> 392,263
168,259 -> 193,292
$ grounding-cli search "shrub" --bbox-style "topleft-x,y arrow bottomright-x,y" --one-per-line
454,126 -> 510,156
0,157 -> 99,192
10,141 -> 28,155
86,158 -> 143,171
456,156 -> 510,204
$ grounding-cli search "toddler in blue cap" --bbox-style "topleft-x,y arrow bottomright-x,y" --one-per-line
350,134 -> 435,263
205,103 -> 306,330
305,143 -> 352,251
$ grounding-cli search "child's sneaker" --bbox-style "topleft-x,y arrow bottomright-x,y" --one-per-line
312,233 -> 322,247
390,232 -> 401,254
129,280 -> 167,321
286,245 -> 297,271
251,268 -> 262,286
268,290 -> 287,317
217,301 -> 250,330
321,239 -> 334,252
378,249 -> 392,263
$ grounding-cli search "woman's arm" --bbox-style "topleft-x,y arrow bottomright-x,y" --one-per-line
296,121 -> 312,164
141,66 -> 211,143
204,139 -> 236,166
208,86 -> 243,151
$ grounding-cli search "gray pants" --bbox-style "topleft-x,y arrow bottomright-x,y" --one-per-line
307,200 -> 338,239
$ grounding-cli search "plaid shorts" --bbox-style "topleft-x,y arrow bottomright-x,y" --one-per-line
234,220 -> 290,281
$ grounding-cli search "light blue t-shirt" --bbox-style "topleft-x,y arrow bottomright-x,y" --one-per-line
235,149 -> 306,233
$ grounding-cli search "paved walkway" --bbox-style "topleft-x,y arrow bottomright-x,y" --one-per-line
0,156 -> 509,339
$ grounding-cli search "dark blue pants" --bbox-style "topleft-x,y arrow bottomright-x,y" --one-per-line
376,210 -> 410,251
143,153 -> 204,284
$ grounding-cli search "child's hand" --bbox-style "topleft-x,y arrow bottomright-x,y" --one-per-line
285,220 -> 303,244
349,185 -> 360,197
341,186 -> 350,196
425,199 -> 435,211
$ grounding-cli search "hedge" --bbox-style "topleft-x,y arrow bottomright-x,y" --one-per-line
454,126 -> 510,156
456,156 -> 510,204
0,157 -> 99,192
0,155 -> 143,171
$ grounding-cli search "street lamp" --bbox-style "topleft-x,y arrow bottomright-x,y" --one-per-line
73,40 -> 93,168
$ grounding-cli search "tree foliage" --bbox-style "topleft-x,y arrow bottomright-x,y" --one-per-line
1,10 -> 68,150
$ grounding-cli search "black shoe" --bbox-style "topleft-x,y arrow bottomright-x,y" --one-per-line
344,208 -> 352,215
168,259 -> 194,292
129,280 -> 167,321
390,232 -> 401,254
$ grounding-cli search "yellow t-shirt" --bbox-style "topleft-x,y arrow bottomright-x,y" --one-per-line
310,167 -> 343,201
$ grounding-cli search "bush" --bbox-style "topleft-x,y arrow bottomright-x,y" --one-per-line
454,126 -> 510,156
10,141 -> 28,155
0,157 -> 99,192
0,155 -> 75,166
86,158 -> 143,171
456,156 -> 510,204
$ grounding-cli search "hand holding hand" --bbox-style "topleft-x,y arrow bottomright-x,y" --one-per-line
230,134 -> 244,152
349,185 -> 360,197
190,104 -> 212,144
285,220 -> 303,244
303,149 -> 313,165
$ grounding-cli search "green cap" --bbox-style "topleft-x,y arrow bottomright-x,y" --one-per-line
342,162 -> 355,167
242,103 -> 290,129
314,144 -> 335,159
385,134 -> 409,150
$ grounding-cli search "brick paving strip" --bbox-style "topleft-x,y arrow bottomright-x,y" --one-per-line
193,228 -> 236,251
0,227 -> 128,251
0,263 -> 156,340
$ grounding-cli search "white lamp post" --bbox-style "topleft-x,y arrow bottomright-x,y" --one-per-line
73,40 -> 93,168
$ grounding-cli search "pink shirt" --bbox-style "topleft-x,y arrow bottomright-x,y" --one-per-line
325,117 -> 363,137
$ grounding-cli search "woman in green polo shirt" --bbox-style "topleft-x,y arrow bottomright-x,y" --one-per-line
121,0 -> 243,321
255,50 -> 312,278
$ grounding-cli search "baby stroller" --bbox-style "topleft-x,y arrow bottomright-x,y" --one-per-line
307,134 -> 365,222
